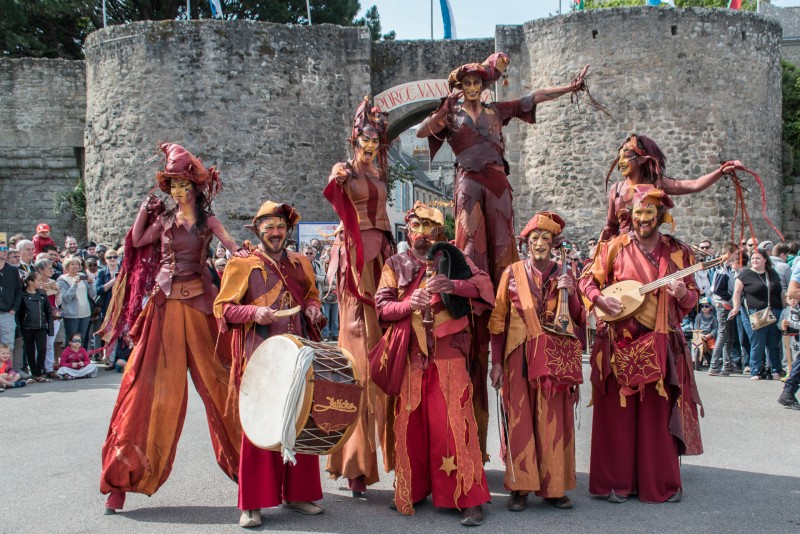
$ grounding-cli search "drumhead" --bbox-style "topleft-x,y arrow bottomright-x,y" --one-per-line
239,335 -> 306,449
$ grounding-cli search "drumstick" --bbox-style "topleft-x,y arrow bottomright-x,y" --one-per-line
274,305 -> 302,317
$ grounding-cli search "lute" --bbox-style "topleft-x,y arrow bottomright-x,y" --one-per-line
594,254 -> 728,323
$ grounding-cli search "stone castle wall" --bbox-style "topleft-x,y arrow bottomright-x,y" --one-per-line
496,7 -> 783,246
84,20 -> 372,244
0,7 -> 791,247
0,59 -> 87,242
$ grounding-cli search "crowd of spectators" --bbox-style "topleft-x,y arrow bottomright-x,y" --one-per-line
0,223 -> 128,391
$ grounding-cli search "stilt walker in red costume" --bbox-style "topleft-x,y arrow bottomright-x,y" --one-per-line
100,143 -> 245,514
324,96 -> 394,496
601,133 -> 743,240
488,211 -> 585,512
579,185 -> 704,504
374,202 -> 495,526
214,201 -> 325,528
417,55 -> 590,459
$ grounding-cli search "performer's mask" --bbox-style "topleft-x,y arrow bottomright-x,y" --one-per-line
355,131 -> 380,165
631,203 -> 659,237
170,178 -> 194,204
527,230 -> 553,262
618,148 -> 640,178
461,74 -> 483,102
257,216 -> 289,254
406,216 -> 440,250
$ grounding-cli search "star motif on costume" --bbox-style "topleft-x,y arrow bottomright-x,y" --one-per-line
440,455 -> 457,476
544,335 -> 583,378
614,336 -> 659,386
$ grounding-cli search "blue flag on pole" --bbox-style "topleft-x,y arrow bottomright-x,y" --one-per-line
209,0 -> 223,18
440,0 -> 456,39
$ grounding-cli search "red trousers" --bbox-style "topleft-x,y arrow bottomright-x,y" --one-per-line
589,378 -> 681,503
399,362 -> 490,510
238,434 -> 322,510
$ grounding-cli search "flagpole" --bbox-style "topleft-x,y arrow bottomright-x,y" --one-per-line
431,0 -> 434,39
103,0 -> 107,27
187,0 -> 190,19
307,0 -> 312,24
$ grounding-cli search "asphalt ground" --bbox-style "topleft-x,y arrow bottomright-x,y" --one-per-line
2,360 -> 799,534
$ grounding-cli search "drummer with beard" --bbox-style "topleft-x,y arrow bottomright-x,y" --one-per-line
214,201 -> 325,528
374,202 -> 495,526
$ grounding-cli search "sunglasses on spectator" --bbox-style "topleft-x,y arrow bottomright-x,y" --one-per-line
106,255 -> 119,259
700,304 -> 711,308
69,339 -> 81,343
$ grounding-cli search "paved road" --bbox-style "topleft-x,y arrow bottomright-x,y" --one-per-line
2,363 -> 799,533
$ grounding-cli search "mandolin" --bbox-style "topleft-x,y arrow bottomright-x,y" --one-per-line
594,254 -> 728,323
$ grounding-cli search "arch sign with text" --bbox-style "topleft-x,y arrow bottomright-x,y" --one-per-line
374,79 -> 493,112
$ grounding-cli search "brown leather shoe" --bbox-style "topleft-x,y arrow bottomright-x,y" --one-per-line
460,505 -> 484,526
506,491 -> 528,512
544,496 -> 573,509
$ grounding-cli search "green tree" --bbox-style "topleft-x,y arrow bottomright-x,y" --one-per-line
2,0 -> 394,59
782,60 -> 800,178
355,5 -> 395,41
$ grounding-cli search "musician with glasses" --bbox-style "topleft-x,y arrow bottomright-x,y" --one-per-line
214,201 -> 325,528
374,202 -> 495,526
488,212 -> 586,512
579,185 -> 703,504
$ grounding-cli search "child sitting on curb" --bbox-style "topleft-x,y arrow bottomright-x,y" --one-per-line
0,343 -> 27,391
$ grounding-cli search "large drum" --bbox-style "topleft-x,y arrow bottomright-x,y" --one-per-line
239,334 -> 363,456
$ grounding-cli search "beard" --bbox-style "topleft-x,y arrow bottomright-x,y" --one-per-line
260,233 -> 287,255
408,233 -> 433,255
633,219 -> 657,239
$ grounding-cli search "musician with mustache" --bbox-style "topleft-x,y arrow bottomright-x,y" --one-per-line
488,212 -> 585,512
213,201 -> 324,528
373,202 -> 495,526
578,185 -> 703,504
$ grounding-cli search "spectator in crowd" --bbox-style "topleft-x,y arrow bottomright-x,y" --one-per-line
58,255 -> 96,351
758,240 -> 774,256
0,240 -> 21,352
95,244 -> 108,268
787,241 -> 800,267
9,234 -> 26,250
770,242 -> 791,292
0,343 -> 26,391
214,257 -> 227,280
694,240 -> 715,300
64,236 -> 79,257
84,241 -> 97,258
95,249 -> 120,367
729,248 -> 784,380
43,245 -> 63,278
6,248 -> 20,268
310,238 -> 323,257
33,223 -> 56,255
709,245 -> 743,375
19,271 -> 55,383
779,261 -> 800,409
57,333 -> 98,380
694,297 -> 718,368
214,242 -> 227,261
34,259 -> 62,377
308,245 -> 338,342
16,239 -> 35,275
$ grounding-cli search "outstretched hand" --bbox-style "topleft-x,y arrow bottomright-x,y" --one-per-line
570,64 -> 590,92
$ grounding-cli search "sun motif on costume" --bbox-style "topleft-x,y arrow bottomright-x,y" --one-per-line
544,335 -> 583,379
613,336 -> 660,387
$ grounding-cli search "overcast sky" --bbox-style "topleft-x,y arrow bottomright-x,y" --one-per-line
357,0 -> 800,40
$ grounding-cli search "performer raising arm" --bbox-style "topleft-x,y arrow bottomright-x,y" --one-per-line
214,201 -> 324,529
417,55 -> 589,458
323,96 -> 395,497
601,133 -> 743,240
100,143 -> 244,514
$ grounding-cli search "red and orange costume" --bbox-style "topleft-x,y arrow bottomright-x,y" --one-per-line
488,212 -> 585,503
579,187 -> 704,503
100,143 -> 241,511
214,201 -> 324,512
323,97 -> 393,491
374,204 -> 495,516
422,63 -> 537,459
